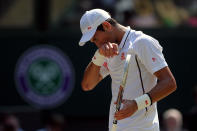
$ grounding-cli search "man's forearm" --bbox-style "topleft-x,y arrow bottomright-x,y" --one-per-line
148,76 -> 176,104
148,67 -> 177,104
81,62 -> 102,91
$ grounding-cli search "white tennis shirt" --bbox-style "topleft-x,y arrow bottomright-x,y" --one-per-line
100,27 -> 168,131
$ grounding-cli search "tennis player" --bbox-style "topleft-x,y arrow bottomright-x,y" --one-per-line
79,9 -> 177,131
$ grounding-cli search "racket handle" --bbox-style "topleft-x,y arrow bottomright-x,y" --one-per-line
111,124 -> 117,131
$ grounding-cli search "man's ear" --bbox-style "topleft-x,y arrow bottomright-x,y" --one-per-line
102,21 -> 112,32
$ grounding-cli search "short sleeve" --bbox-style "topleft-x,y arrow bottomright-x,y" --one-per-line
100,61 -> 110,78
133,36 -> 168,74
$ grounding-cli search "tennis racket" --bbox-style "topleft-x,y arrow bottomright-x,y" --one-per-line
111,53 -> 131,131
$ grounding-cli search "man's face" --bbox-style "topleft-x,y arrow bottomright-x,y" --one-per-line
90,28 -> 115,48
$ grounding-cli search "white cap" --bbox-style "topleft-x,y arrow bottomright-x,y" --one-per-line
79,9 -> 111,46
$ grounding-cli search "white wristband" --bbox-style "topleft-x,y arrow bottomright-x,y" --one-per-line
134,94 -> 151,111
92,50 -> 105,66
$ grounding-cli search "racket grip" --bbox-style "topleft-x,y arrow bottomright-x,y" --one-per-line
111,124 -> 117,131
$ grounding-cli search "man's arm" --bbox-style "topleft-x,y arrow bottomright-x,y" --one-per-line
115,66 -> 177,120
81,42 -> 119,91
81,62 -> 103,91
149,66 -> 177,103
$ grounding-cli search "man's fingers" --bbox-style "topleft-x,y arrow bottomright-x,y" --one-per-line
99,46 -> 104,56
112,43 -> 119,55
115,113 -> 130,120
104,43 -> 114,57
99,43 -> 119,58
104,44 -> 110,57
105,44 -> 109,50
108,42 -> 113,49
108,43 -> 114,57
100,45 -> 108,57
115,109 -> 131,120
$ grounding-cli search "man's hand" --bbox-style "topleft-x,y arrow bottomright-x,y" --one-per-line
99,42 -> 119,58
114,99 -> 138,120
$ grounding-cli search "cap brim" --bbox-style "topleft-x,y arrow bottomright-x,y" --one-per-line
79,28 -> 97,46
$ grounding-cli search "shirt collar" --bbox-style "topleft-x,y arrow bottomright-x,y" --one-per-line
118,26 -> 131,49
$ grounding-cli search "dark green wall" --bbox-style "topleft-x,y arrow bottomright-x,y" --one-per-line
0,28 -> 196,117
